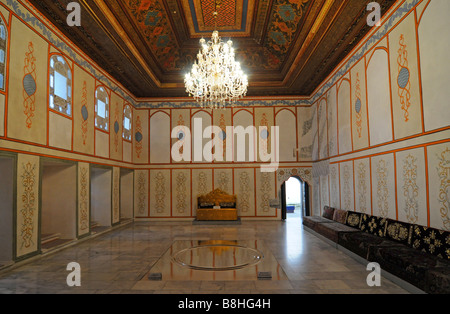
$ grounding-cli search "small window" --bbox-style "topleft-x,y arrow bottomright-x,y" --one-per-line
95,86 -> 109,131
49,54 -> 72,116
0,21 -> 7,91
123,105 -> 132,141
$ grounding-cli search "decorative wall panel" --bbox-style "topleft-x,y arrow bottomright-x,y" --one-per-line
134,169 -> 148,217
297,106 -> 316,161
337,77 -> 352,155
172,169 -> 191,217
73,65 -> 95,155
351,59 -> 369,150
16,154 -> 39,258
213,168 -> 233,195
418,0 -> 450,132
191,169 -> 213,217
339,161 -> 354,211
327,85 -> 338,157
395,148 -> 427,226
112,167 -> 120,224
329,163 -> 340,209
77,162 -> 90,237
371,154 -> 396,219
234,168 -> 255,217
134,109 -> 149,163
354,158 -> 371,214
149,169 -> 171,217
427,142 -> 450,231
276,109 -> 297,162
367,44 -> 394,146
389,12 -> 422,139
110,94 -> 124,161
318,98 -> 328,160
8,17 -> 47,145
256,170 -> 276,217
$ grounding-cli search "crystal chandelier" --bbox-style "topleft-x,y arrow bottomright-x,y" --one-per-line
185,12 -> 248,109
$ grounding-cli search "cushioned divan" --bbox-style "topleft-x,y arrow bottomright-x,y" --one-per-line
314,222 -> 360,243
302,216 -> 334,231
368,245 -> 450,292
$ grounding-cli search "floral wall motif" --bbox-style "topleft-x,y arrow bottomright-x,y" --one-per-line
134,170 -> 148,217
311,0 -> 450,231
112,167 -> 120,224
16,154 -> 39,258
428,143 -> 450,231
237,170 -> 252,216
401,154 -> 419,223
23,42 -> 36,129
78,162 -> 90,236
341,162 -> 353,211
355,159 -> 369,214
376,159 -> 390,218
172,169 -> 190,217
436,147 -> 450,230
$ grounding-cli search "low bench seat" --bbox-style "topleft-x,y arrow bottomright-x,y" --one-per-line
302,216 -> 334,230
368,245 -> 450,292
302,206 -> 450,294
315,222 -> 360,243
338,231 -> 404,260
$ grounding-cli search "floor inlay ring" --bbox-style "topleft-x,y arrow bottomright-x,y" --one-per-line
171,244 -> 264,271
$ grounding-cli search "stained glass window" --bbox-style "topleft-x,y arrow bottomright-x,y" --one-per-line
49,54 -> 72,116
0,20 -> 7,91
123,104 -> 132,141
95,86 -> 109,131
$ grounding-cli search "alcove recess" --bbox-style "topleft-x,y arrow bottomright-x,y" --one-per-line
120,168 -> 134,221
41,159 -> 77,251
0,155 -> 14,267
90,165 -> 112,234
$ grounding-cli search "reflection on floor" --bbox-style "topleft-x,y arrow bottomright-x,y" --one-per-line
0,219 -> 410,294
143,240 -> 288,282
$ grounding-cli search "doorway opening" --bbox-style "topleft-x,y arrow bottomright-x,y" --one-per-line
281,176 -> 310,221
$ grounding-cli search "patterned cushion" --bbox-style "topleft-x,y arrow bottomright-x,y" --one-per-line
360,214 -> 388,237
219,202 -> 236,208
332,209 -> 348,224
302,216 -> 334,231
315,222 -> 360,243
411,225 -> 450,260
345,211 -> 362,229
198,202 -> 214,208
322,206 -> 335,220
338,231 -> 400,259
385,219 -> 412,245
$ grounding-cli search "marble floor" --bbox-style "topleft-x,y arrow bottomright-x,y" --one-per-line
0,215 -> 409,294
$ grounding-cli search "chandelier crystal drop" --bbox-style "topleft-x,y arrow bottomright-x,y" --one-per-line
185,30 -> 248,109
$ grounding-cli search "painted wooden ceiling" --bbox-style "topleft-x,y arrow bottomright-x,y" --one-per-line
29,0 -> 395,99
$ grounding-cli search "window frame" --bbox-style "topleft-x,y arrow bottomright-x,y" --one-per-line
122,104 -> 132,141
49,53 -> 73,117
0,17 -> 8,92
94,85 -> 110,132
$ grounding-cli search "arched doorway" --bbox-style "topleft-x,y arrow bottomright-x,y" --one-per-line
280,176 -> 310,221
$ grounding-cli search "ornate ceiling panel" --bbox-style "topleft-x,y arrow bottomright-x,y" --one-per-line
29,0 -> 396,99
